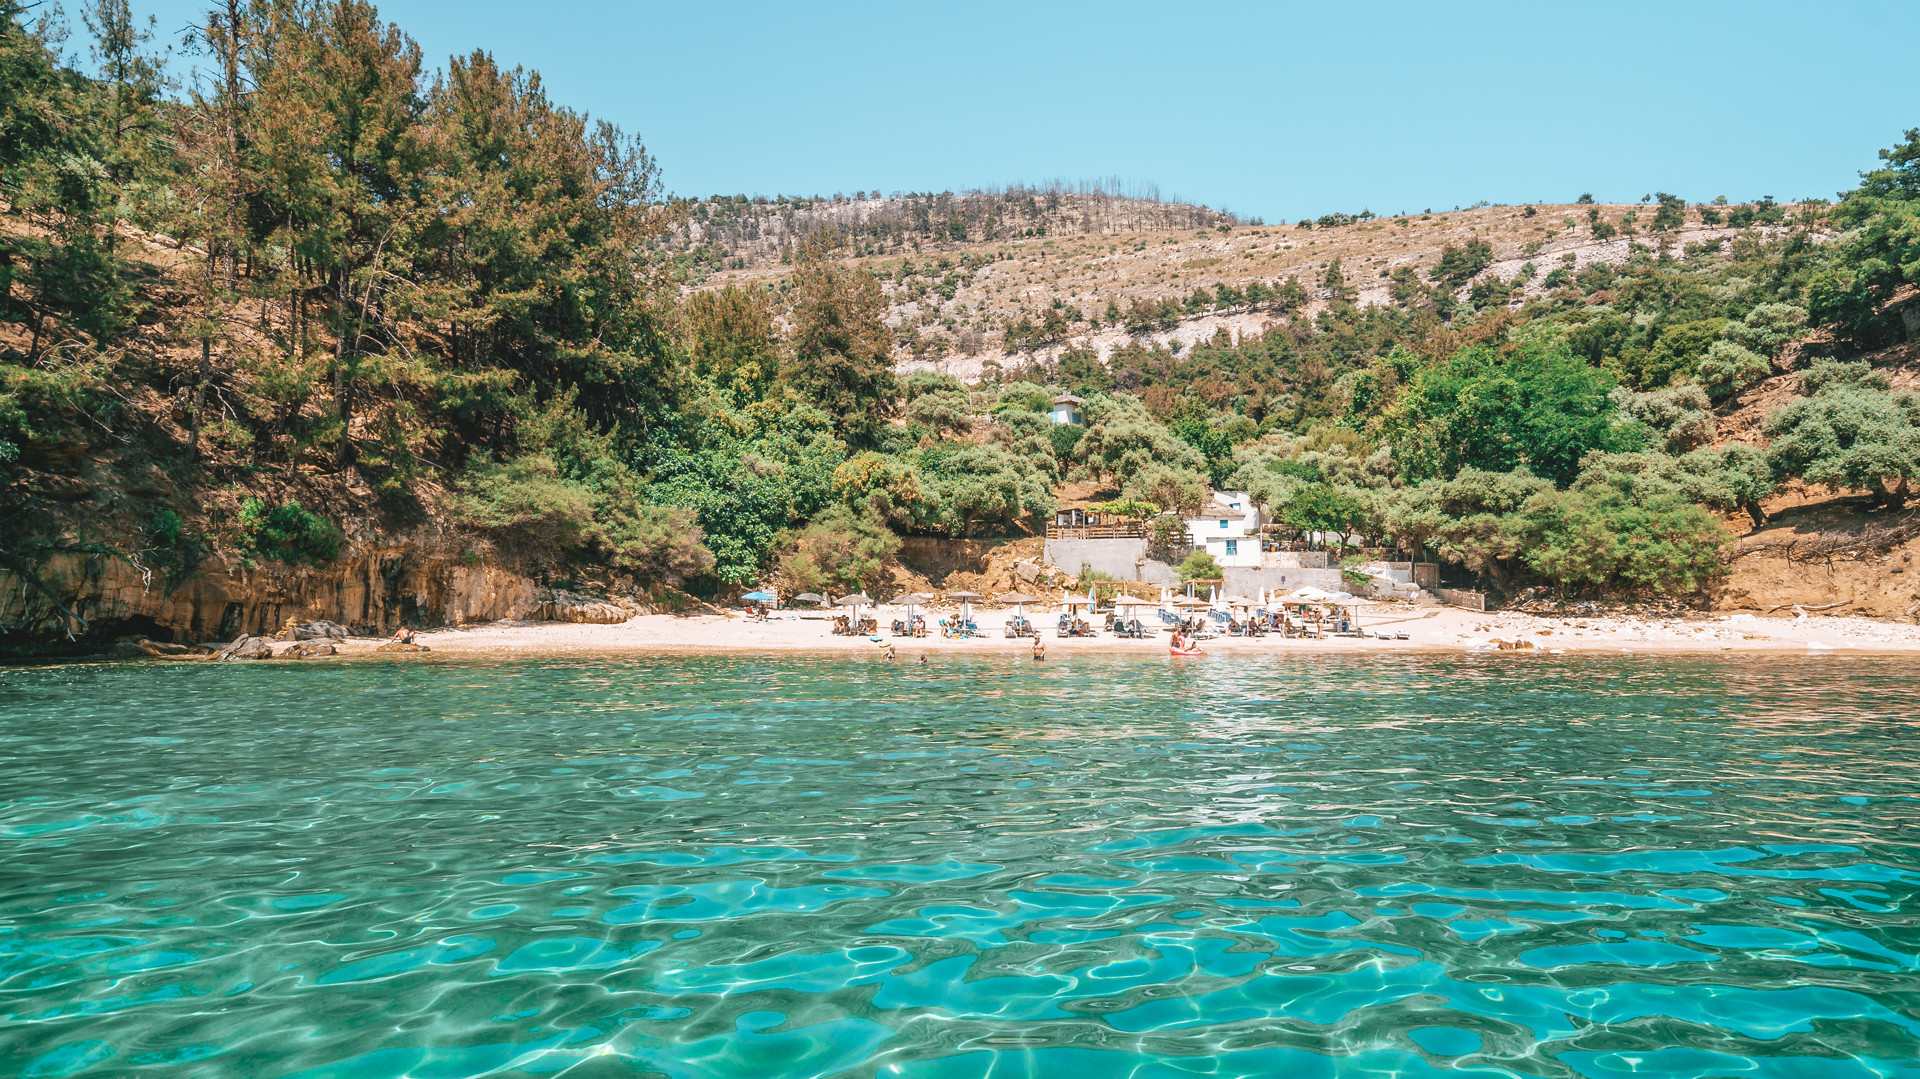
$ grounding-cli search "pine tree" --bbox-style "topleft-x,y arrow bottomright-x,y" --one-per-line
782,237 -> 897,447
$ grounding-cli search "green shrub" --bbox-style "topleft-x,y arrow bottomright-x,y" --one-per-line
1340,555 -> 1373,590
452,454 -> 596,562
1695,341 -> 1770,399
903,370 -> 964,400
1430,240 -> 1493,284
1764,378 -> 1920,504
1177,550 -> 1221,582
235,499 -> 341,564
149,508 -> 184,547
1279,482 -> 1370,543
1125,463 -> 1208,516
1094,497 -> 1157,518
1521,484 -> 1728,594
1046,422 -> 1084,462
775,506 -> 899,595
1610,384 -> 1715,451
913,442 -> 1054,536
906,389 -> 974,435
1147,513 -> 1188,550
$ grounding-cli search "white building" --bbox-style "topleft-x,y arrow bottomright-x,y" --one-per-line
1185,490 -> 1262,568
1050,393 -> 1085,425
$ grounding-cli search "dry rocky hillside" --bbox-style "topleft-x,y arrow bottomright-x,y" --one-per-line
688,191 -> 1919,623
687,195 -> 1805,378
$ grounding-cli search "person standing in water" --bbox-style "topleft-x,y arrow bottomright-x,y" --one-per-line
1031,638 -> 1045,662
885,644 -> 897,662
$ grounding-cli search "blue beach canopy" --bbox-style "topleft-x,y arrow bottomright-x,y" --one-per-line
742,591 -> 775,603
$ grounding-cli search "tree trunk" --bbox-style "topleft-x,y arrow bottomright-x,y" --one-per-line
334,264 -> 352,466
189,337 -> 210,459
1744,500 -> 1768,529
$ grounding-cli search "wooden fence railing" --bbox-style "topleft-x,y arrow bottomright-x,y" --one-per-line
1046,523 -> 1147,540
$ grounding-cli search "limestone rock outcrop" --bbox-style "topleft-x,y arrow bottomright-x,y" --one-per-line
2,542 -> 547,647
217,635 -> 274,661
282,641 -> 338,658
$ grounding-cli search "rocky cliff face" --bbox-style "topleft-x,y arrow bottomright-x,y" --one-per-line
1,540 -> 549,649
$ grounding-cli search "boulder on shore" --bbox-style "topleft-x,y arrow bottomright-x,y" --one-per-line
217,635 -> 275,661
283,641 -> 337,658
376,640 -> 430,653
293,620 -> 350,641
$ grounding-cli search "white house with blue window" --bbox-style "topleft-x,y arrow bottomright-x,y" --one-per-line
1050,394 -> 1085,425
1184,490 -> 1262,568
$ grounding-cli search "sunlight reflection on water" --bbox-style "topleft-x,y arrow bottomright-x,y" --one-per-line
0,653 -> 1916,1077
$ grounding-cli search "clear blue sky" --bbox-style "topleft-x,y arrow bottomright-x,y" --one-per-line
123,0 -> 1918,220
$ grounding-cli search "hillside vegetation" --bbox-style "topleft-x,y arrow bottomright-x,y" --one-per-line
687,195 -> 1809,374
4,0 -> 1920,648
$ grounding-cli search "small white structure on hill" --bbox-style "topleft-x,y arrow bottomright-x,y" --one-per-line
1050,394 -> 1085,425
1185,490 -> 1262,568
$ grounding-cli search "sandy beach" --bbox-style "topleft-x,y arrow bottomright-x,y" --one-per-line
321,604 -> 1920,660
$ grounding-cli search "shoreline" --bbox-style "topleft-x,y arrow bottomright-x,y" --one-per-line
28,605 -> 1920,666
394,606 -> 1920,659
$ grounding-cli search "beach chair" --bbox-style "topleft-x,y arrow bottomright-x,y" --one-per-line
1158,608 -> 1178,627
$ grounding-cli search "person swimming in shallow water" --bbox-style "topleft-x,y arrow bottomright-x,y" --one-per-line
885,644 -> 897,662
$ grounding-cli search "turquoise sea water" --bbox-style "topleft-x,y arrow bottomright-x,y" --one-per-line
2,653 -> 1918,1078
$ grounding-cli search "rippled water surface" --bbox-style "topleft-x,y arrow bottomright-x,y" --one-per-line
3,653 -> 1919,1077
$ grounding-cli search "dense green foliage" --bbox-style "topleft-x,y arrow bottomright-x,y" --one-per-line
233,499 -> 341,565
774,505 -> 899,597
4,0 -> 1918,603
